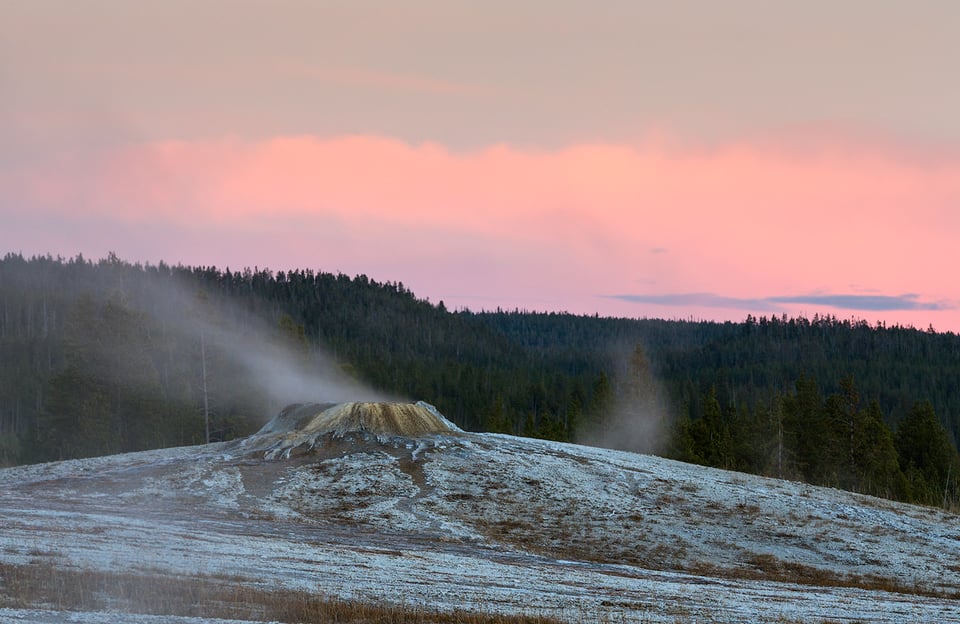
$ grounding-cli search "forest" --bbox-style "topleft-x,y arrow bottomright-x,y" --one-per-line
1,252 -> 958,508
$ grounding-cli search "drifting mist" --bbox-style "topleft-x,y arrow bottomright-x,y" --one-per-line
576,343 -> 672,456
138,269 -> 396,422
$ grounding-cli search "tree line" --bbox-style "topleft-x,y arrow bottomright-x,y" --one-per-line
1,253 -> 958,508
671,373 -> 959,507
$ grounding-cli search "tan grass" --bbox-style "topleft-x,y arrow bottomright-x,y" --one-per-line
738,553 -> 954,599
470,509 -> 956,601
0,561 -> 561,623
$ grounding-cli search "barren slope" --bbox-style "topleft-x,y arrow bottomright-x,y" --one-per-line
1,404 -> 959,622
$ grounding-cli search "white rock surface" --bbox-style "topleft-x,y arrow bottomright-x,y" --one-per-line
2,426 -> 959,623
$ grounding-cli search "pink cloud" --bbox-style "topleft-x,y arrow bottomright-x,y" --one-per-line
2,133 -> 959,329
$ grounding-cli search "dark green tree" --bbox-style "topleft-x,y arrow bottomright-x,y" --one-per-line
586,372 -> 613,430
484,394 -> 513,434
688,386 -> 732,468
821,376 -> 861,489
896,401 -> 960,506
782,374 -> 826,483
39,364 -> 114,460
853,400 -> 904,500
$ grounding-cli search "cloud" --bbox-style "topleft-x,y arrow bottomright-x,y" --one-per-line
609,292 -> 954,313
2,132 -> 959,330
768,294 -> 952,311
607,293 -> 780,311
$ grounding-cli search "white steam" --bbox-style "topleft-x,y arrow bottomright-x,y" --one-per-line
577,344 -> 672,455
197,317 -> 394,411
131,272 -> 395,423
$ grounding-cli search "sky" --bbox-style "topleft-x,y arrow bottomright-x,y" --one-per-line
2,1 -> 959,331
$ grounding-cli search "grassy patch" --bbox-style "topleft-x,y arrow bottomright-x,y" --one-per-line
0,561 -> 561,623
739,553 -> 955,599
472,507 -> 956,601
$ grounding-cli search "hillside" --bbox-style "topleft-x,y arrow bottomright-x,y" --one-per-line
2,253 -> 959,509
469,310 -> 960,431
1,405 -> 959,623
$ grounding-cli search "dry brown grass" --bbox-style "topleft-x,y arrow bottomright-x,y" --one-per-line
471,509 -> 957,602
0,560 -> 903,624
738,553 -> 955,599
0,561 -> 561,623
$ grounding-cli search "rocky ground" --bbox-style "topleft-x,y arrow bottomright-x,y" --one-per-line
2,404 -> 959,622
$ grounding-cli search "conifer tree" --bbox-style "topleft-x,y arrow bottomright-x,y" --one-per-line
484,394 -> 513,434
783,374 -> 826,483
896,401 -> 960,506
853,400 -> 903,500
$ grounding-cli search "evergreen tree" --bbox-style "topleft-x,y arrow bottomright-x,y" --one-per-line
782,374 -> 826,483
763,396 -> 788,479
522,412 -> 538,438
484,395 -> 513,434
564,394 -> 583,442
586,372 -> 613,431
821,376 -> 861,489
39,364 -> 113,460
688,386 -> 732,468
853,400 -> 904,500
896,401 -> 960,506
667,413 -> 699,464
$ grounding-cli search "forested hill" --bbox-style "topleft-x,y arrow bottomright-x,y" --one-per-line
470,310 -> 960,431
2,253 -> 959,507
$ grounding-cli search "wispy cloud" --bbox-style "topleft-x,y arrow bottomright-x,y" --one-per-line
608,293 -> 780,311
608,292 -> 954,312
768,294 -> 951,311
3,133 -> 959,330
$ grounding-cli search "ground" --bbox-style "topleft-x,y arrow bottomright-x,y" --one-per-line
2,424 -> 960,623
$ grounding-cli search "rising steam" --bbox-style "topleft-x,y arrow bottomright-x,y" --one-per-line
76,265 -> 396,438
576,344 -> 673,455
194,310 -> 394,411
162,277 -> 395,419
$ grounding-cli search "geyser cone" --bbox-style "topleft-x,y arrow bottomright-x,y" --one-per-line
258,401 -> 461,440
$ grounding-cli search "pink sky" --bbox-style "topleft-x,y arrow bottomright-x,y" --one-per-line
2,2 -> 959,331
